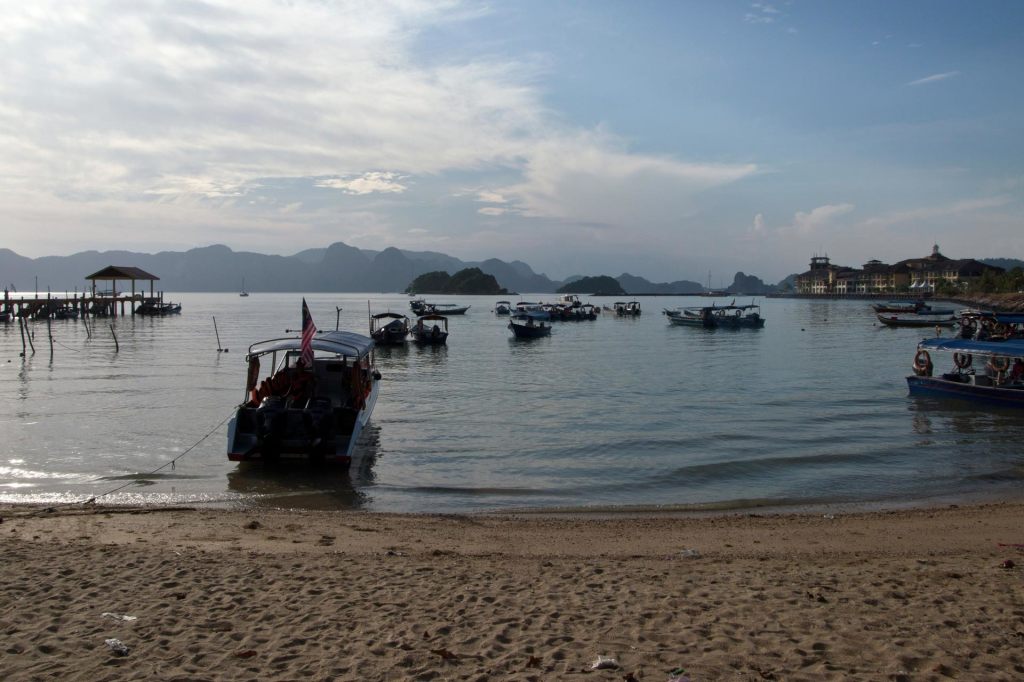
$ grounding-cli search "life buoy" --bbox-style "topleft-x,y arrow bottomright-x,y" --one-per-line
991,323 -> 1009,338
913,350 -> 933,376
953,352 -> 972,369
988,356 -> 1010,373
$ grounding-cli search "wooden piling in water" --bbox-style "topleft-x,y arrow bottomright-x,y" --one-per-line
109,324 -> 118,352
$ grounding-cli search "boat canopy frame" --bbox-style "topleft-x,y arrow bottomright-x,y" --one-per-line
247,331 -> 375,362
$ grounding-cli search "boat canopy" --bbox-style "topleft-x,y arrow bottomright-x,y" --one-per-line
967,311 -> 1024,325
416,314 -> 448,322
372,312 -> 407,320
917,337 -> 1024,358
247,331 -> 374,360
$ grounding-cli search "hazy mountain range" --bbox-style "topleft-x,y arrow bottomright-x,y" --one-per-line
11,242 -> 989,295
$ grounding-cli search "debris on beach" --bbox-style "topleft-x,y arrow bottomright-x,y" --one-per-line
1000,559 -> 1015,569
430,647 -> 459,661
104,638 -> 130,656
667,667 -> 691,682
678,548 -> 701,559
591,655 -> 618,670
101,612 -> 137,622
243,520 -> 261,530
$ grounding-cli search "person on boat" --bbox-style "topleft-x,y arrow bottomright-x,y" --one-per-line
1011,358 -> 1024,384
287,360 -> 316,405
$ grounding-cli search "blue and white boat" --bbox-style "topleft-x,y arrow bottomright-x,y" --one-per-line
513,302 -> 549,321
227,330 -> 380,465
665,303 -> 765,329
907,337 -> 1024,406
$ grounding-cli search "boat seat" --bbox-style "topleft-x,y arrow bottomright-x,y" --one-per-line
972,375 -> 994,387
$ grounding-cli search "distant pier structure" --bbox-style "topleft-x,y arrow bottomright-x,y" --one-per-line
2,265 -> 167,319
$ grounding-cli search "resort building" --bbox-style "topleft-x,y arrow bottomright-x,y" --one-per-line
794,245 -> 1002,295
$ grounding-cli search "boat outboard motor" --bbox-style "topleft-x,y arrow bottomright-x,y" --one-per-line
255,396 -> 287,459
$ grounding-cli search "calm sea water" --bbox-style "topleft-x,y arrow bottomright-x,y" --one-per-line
1,293 -> 1022,513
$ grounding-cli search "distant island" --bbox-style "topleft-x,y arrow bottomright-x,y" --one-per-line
405,268 -> 508,295
557,275 -> 625,296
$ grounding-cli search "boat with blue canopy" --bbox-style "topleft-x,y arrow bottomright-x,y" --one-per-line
227,330 -> 381,465
907,337 -> 1024,406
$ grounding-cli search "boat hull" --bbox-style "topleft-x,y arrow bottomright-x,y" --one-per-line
877,313 -> 955,328
227,381 -> 380,465
508,321 -> 551,338
906,374 -> 1024,407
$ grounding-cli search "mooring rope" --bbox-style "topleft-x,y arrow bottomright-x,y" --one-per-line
84,410 -> 235,504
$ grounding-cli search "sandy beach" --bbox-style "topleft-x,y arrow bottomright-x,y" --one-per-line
2,502 -> 1023,681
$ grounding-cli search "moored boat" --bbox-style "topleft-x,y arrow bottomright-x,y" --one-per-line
907,337 -> 1024,406
513,302 -> 549,320
666,304 -> 765,329
508,314 -> 551,338
613,301 -> 642,316
876,312 -> 955,328
136,301 -> 182,316
409,314 -> 449,345
369,312 -> 410,345
494,300 -> 512,315
227,330 -> 381,465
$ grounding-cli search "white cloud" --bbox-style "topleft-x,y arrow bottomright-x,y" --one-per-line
751,212 -> 766,236
779,203 -> 854,236
499,132 -> 757,228
477,207 -> 506,216
317,172 -> 407,195
862,196 -> 1011,228
907,70 -> 961,86
476,190 -> 507,203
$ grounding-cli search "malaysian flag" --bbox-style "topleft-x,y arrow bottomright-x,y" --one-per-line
300,298 -> 316,367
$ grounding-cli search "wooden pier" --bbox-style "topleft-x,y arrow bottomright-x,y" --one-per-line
1,290 -> 170,319
2,264 -> 169,320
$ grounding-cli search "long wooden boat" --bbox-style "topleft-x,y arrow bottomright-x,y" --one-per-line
907,337 -> 1024,406
227,330 -> 381,465
369,312 -> 409,345
409,314 -> 449,345
877,312 -> 955,328
508,314 -> 552,338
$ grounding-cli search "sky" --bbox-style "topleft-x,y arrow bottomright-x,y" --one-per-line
1,1 -> 1022,283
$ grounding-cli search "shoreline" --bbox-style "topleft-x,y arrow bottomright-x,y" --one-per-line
3,501 -> 1023,680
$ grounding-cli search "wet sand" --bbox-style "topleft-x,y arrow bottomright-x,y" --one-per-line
2,502 -> 1023,680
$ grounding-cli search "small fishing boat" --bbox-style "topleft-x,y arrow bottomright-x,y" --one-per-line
558,294 -> 582,308
871,300 -> 955,315
409,314 -> 449,345
227,330 -> 381,465
513,302 -> 550,320
508,314 -> 551,338
52,306 -> 80,320
494,300 -> 512,315
907,337 -> 1024,406
666,304 -> 765,329
425,303 -> 470,315
614,301 -> 641,316
0,310 -> 12,323
240,278 -> 249,297
876,312 -> 955,328
369,312 -> 409,345
956,310 -> 1024,340
410,300 -> 470,316
136,301 -> 182,316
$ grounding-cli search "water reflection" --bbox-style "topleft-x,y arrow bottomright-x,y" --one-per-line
227,464 -> 368,510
